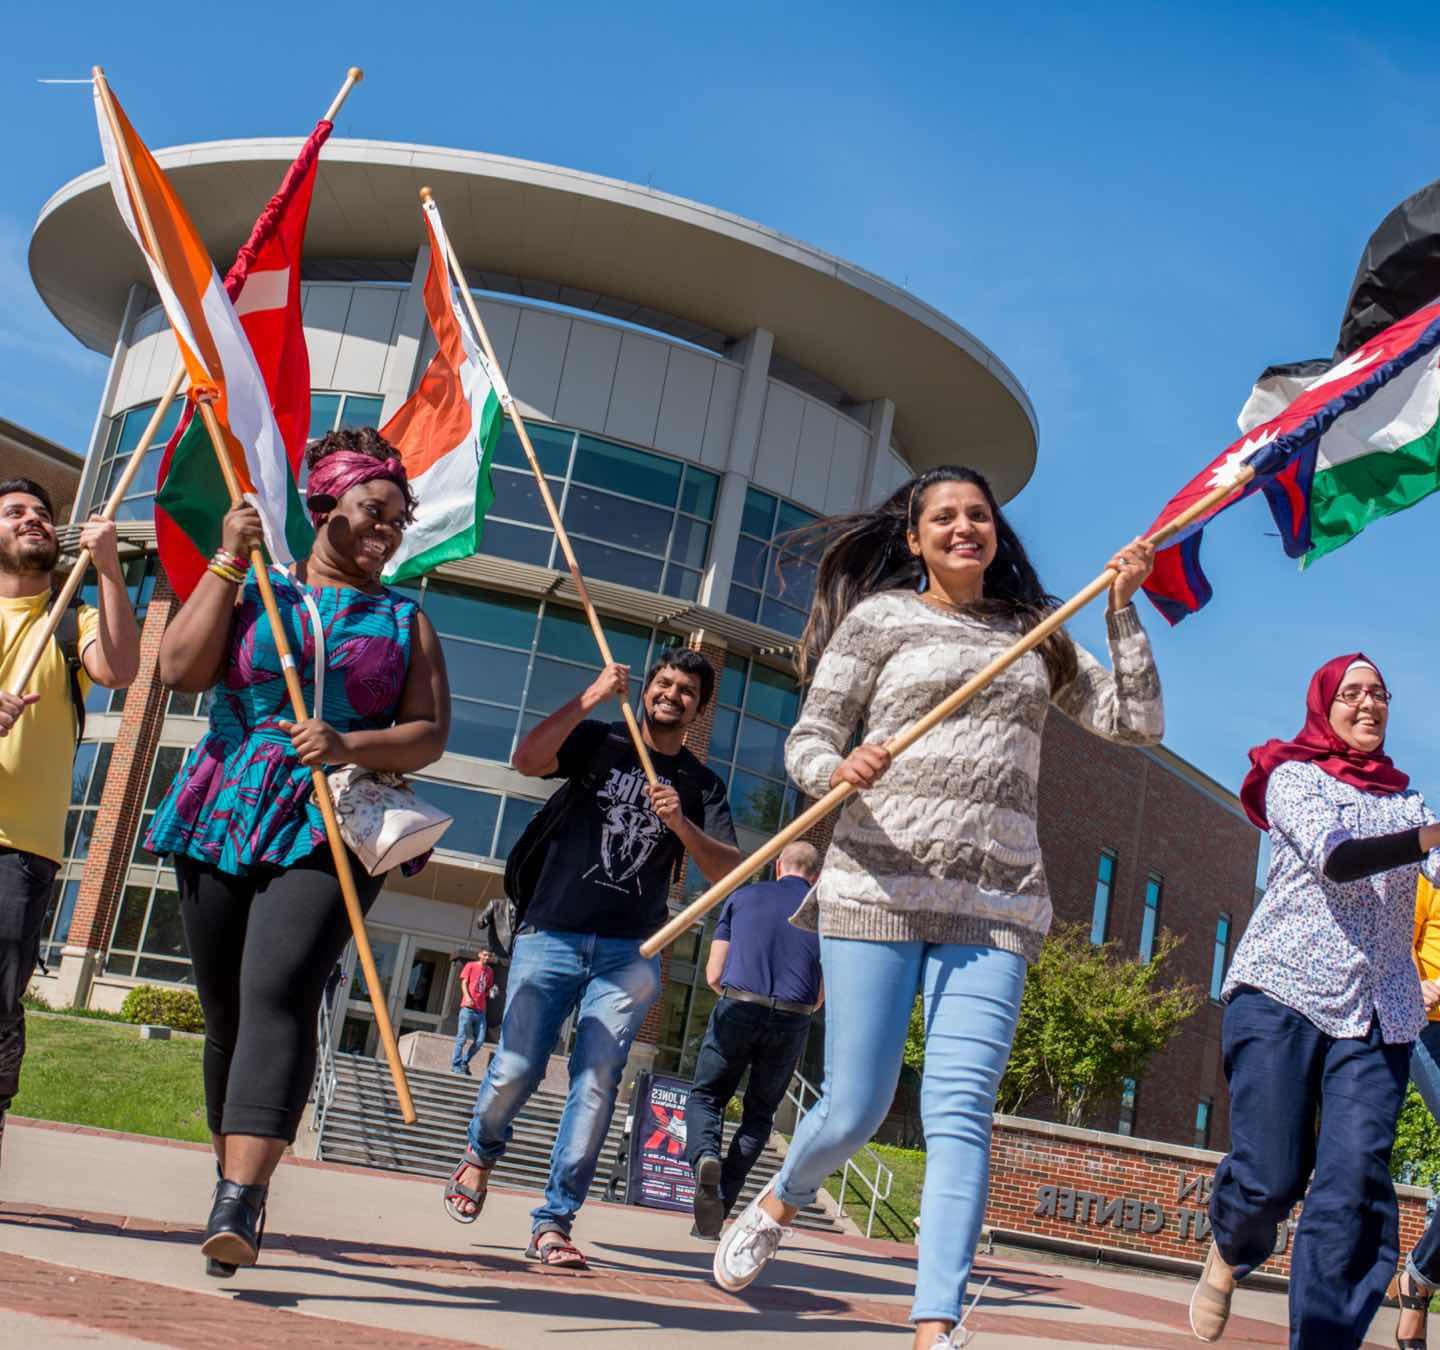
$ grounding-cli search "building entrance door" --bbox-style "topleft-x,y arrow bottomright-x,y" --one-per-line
337,928 -> 463,1058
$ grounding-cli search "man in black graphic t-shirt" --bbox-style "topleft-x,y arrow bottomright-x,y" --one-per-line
448,648 -> 740,1267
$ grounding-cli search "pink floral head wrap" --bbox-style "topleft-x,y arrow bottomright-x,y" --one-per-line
306,451 -> 410,524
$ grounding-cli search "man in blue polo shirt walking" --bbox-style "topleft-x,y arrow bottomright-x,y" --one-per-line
686,841 -> 823,1238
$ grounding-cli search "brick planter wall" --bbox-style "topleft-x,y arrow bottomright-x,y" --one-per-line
984,1113 -> 1428,1276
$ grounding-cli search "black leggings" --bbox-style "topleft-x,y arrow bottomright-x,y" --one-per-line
177,848 -> 383,1141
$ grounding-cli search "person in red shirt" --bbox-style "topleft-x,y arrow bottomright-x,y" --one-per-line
452,951 -> 496,1075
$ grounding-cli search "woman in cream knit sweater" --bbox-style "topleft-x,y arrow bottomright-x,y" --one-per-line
711,465 -> 1163,1349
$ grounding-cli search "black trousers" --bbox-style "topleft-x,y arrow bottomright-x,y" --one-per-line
177,848 -> 382,1142
684,997 -> 811,1213
1209,988 -> 1411,1350
0,848 -> 57,1116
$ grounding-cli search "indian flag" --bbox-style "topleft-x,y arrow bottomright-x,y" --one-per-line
380,197 -> 500,582
1238,340 -> 1440,566
94,73 -> 310,572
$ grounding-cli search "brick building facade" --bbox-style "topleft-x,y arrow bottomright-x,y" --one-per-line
1036,715 -> 1260,1149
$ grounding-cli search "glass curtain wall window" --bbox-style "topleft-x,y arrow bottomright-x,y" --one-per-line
1139,875 -> 1163,963
420,577 -> 681,768
82,560 -> 154,718
479,422 -> 719,601
1210,914 -> 1231,1001
726,487 -> 818,638
105,744 -> 193,982
1090,849 -> 1117,945
36,738 -> 114,968
96,392 -> 384,521
705,653 -> 804,860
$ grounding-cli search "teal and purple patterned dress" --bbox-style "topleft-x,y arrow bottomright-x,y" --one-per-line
146,567 -> 418,876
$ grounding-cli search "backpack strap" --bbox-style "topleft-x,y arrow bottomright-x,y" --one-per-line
51,602 -> 86,744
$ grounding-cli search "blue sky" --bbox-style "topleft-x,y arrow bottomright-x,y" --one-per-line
5,1 -> 1440,810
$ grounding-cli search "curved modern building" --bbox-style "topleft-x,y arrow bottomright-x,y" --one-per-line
26,137 -> 1038,1075
28,137 -> 1264,1156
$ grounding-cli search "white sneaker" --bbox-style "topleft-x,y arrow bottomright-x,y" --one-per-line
931,1331 -> 972,1348
712,1177 -> 791,1292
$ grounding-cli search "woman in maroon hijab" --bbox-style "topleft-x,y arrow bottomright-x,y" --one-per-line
1188,655 -> 1440,1349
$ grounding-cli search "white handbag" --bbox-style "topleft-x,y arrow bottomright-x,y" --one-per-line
300,586 -> 453,876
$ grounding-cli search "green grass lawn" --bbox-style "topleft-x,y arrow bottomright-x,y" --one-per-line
12,1013 -> 209,1144
822,1142 -> 926,1242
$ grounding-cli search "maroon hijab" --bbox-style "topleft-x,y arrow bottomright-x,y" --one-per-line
1240,651 -> 1410,830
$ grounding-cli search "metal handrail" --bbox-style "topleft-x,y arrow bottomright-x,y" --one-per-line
311,979 -> 340,1141
784,1068 -> 894,1238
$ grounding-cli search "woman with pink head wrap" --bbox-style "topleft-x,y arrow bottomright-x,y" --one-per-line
146,425 -> 450,1280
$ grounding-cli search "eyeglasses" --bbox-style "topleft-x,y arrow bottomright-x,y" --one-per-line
1333,686 -> 1392,707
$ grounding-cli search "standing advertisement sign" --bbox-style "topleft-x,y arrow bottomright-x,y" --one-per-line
623,1070 -> 695,1212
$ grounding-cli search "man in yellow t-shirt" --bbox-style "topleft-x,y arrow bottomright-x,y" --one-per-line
0,477 -> 140,1165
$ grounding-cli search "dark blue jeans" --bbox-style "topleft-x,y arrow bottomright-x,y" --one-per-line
1209,988 -> 1411,1350
684,996 -> 811,1213
0,848 -> 57,1117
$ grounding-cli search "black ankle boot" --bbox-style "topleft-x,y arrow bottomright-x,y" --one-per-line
204,1164 -> 237,1279
201,1179 -> 268,1272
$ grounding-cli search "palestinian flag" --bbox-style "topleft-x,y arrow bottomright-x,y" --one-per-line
1142,299 -> 1440,622
379,195 -> 500,582
1219,174 -> 1440,571
94,75 -> 313,597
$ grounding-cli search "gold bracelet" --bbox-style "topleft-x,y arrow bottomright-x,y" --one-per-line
211,547 -> 247,573
206,561 -> 245,586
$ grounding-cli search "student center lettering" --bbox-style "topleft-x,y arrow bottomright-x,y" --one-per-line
1033,1176 -> 1289,1254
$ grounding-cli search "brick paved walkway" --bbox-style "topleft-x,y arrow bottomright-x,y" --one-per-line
0,1117 -> 1399,1348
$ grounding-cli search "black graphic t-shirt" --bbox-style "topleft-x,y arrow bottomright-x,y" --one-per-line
527,719 -> 737,940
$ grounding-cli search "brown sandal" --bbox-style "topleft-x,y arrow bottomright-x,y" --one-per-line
1388,1270 -> 1429,1350
526,1231 -> 588,1269
444,1152 -> 492,1225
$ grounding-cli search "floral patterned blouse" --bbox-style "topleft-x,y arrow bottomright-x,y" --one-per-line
1223,760 -> 1440,1042
146,568 -> 416,876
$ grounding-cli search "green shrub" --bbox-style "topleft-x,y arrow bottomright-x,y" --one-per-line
119,985 -> 205,1034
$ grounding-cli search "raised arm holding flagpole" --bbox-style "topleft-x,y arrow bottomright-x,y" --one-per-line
413,186 -> 661,791
88,64 -> 419,1168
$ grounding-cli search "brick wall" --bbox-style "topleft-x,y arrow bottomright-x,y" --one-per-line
67,575 -> 176,954
1036,715 -> 1260,1149
985,1113 -> 1427,1276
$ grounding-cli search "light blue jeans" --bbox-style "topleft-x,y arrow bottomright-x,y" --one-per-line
775,937 -> 1027,1324
466,928 -> 660,1237
452,1007 -> 485,1071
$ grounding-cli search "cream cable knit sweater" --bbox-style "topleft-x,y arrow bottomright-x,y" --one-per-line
784,590 -> 1164,960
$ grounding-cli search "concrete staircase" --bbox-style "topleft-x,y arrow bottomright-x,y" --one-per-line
314,1052 -> 848,1235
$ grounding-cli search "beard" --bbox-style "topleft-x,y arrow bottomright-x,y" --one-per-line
0,533 -> 59,575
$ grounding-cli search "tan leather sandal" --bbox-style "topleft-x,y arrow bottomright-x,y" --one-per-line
1189,1243 -> 1234,1342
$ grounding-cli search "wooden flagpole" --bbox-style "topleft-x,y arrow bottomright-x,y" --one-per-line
417,186 -> 661,790
6,364 -> 187,698
92,66 -> 417,1125
641,467 -> 1258,957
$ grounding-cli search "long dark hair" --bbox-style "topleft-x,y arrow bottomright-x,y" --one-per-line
782,465 -> 1078,690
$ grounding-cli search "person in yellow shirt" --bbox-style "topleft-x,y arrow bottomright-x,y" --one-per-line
1389,875 -> 1440,1347
0,478 -> 140,1166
